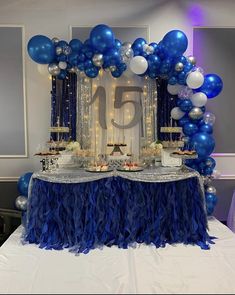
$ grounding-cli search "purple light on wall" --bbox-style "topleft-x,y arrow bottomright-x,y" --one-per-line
187,3 -> 205,26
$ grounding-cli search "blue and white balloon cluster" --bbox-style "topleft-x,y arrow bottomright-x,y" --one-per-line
15,172 -> 33,212
27,25 -> 199,80
168,68 -> 223,215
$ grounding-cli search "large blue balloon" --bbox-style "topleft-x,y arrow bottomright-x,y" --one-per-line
196,74 -> 223,98
27,35 -> 55,64
190,132 -> 215,159
90,24 -> 115,53
162,30 -> 188,57
132,38 -> 147,55
17,172 -> 33,197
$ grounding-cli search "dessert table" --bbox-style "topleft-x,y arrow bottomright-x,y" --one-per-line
24,167 -> 212,254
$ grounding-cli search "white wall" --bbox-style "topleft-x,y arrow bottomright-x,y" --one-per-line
0,0 -> 235,179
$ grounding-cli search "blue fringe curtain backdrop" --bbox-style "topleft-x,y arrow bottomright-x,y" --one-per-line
24,176 -> 213,254
50,73 -> 77,141
156,78 -> 179,141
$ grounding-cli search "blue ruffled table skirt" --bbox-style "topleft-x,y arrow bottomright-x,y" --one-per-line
24,176 -> 211,253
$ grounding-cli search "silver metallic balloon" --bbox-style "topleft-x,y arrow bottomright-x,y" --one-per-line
122,42 -> 132,49
52,37 -> 60,45
206,186 -> 217,194
48,63 -> 61,76
58,61 -> 67,70
120,43 -> 134,62
187,55 -> 197,65
143,44 -> 154,55
202,176 -> 212,186
56,46 -> 63,55
109,65 -> 116,72
188,107 -> 203,120
175,62 -> 184,72
63,45 -> 72,56
92,54 -> 104,67
15,196 -> 28,211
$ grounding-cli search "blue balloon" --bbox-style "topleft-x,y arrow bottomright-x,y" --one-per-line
205,156 -> 216,169
84,59 -> 93,70
17,172 -> 33,196
202,166 -> 214,176
178,99 -> 193,112
57,54 -> 67,62
162,30 -> 188,57
115,39 -> 122,49
199,123 -> 213,134
69,39 -> 83,53
147,54 -> 161,71
175,55 -> 187,65
183,122 -> 198,136
149,42 -> 158,53
104,48 -> 121,65
85,66 -> 99,78
206,193 -> 218,205
178,116 -> 190,126
57,69 -> 67,80
57,40 -> 68,48
183,61 -> 194,73
82,45 -> 94,59
27,35 -> 55,64
168,76 -> 178,85
132,38 -> 147,54
77,62 -> 85,71
190,132 -> 215,159
117,62 -> 127,72
67,53 -> 78,66
78,53 -> 86,62
111,69 -> 122,78
196,74 -> 223,98
90,24 -> 115,53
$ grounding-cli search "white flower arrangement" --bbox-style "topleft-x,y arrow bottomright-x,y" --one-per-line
66,141 -> 81,152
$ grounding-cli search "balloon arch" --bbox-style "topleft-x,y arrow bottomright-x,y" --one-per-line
27,24 -> 223,215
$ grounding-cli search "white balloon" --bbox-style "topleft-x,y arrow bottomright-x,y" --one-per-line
170,107 -> 185,120
58,61 -> 67,70
129,56 -> 148,75
190,92 -> 207,107
186,71 -> 204,89
167,83 -> 183,95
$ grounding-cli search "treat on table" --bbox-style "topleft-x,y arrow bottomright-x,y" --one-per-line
172,150 -> 197,156
34,150 -> 60,156
88,162 -> 109,172
122,161 -> 140,171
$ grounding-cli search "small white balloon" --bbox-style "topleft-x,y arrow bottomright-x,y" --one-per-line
186,71 -> 204,89
190,92 -> 207,107
58,61 -> 67,70
170,107 -> 185,120
167,83 -> 183,95
129,56 -> 148,75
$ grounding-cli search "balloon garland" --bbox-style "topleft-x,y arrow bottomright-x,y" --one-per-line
27,24 -> 223,215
